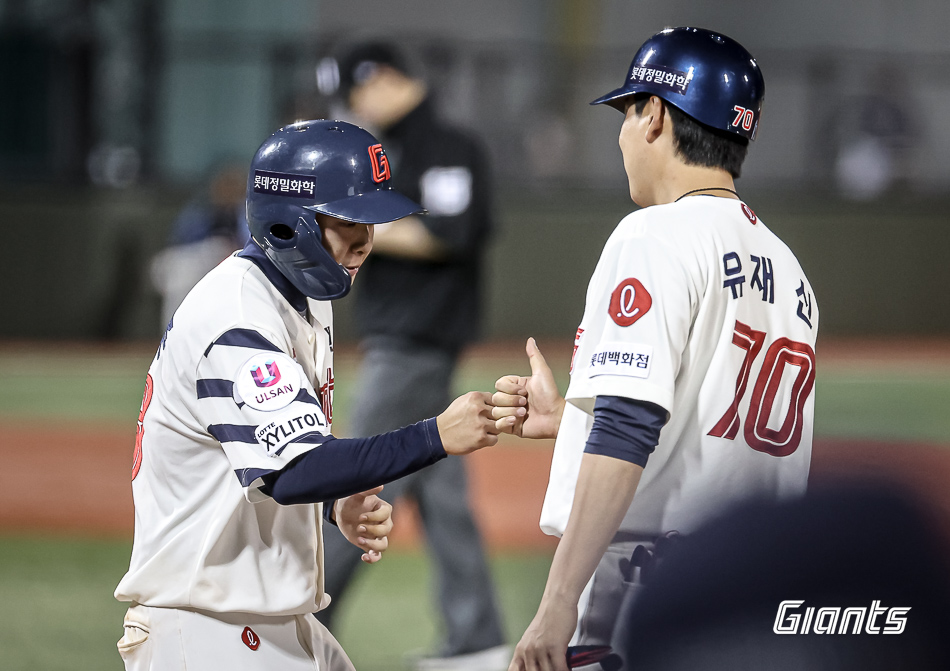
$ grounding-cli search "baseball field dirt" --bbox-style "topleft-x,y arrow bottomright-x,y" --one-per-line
3,337 -> 950,548
4,424 -> 950,550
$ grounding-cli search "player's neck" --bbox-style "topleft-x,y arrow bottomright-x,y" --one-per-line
645,164 -> 738,207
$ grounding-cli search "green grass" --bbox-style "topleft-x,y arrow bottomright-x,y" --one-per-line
0,535 -> 131,671
3,348 -> 950,442
0,534 -> 548,671
814,371 -> 950,443
0,350 -> 152,423
334,551 -> 552,669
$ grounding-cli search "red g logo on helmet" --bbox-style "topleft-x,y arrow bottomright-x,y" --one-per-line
368,144 -> 391,183
609,278 -> 652,327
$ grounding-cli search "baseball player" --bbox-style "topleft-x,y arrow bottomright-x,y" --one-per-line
114,120 -> 510,671
492,28 -> 819,670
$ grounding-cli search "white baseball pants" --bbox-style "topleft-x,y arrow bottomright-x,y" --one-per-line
117,603 -> 354,671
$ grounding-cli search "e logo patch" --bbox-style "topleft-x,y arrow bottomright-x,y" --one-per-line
242,626 -> 260,651
368,144 -> 391,183
741,203 -> 757,225
609,278 -> 652,327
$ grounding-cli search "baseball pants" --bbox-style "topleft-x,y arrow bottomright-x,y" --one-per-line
318,338 -> 506,656
572,540 -> 648,648
117,603 -> 354,671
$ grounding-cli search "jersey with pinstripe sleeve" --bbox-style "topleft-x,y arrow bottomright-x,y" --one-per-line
115,254 -> 335,616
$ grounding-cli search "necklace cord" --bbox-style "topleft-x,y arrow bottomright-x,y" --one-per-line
674,187 -> 740,202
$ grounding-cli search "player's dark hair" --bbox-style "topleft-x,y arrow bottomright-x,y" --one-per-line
633,94 -> 749,178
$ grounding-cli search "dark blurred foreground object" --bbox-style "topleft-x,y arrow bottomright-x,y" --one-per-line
613,485 -> 950,670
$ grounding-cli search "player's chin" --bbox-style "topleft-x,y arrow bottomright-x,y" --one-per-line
624,176 -> 645,205
628,185 -> 645,206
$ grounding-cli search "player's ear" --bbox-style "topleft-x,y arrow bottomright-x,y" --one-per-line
645,96 -> 666,143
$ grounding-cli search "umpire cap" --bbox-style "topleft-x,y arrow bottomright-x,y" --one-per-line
336,42 -> 410,98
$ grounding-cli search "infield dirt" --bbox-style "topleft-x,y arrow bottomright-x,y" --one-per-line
4,424 -> 949,551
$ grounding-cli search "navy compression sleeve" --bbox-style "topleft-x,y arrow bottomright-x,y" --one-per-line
261,418 -> 446,505
584,396 -> 669,468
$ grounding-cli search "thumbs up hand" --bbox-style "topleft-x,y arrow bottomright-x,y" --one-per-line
492,338 -> 565,440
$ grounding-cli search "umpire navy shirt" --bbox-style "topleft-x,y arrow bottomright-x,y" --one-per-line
354,98 -> 493,353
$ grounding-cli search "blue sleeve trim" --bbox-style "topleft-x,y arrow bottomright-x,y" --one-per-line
324,500 -> 338,526
421,417 -> 444,453
293,388 -> 321,406
196,378 -> 234,398
584,396 -> 669,468
208,423 -> 257,444
204,328 -> 283,358
235,467 -> 278,488
261,417 -> 447,505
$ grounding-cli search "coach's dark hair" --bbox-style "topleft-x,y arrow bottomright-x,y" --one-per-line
633,94 -> 749,178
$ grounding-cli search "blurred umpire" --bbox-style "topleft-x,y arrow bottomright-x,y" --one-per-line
317,42 -> 508,670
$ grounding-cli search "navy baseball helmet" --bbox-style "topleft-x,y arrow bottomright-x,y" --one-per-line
591,27 -> 765,141
246,120 -> 423,300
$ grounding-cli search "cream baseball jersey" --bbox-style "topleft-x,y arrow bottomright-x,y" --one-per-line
541,197 -> 819,537
115,254 -> 335,616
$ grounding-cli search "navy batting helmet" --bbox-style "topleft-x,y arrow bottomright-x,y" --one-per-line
246,120 -> 423,300
591,27 -> 765,141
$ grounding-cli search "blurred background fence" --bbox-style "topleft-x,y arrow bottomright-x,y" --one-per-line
2,0 -> 950,343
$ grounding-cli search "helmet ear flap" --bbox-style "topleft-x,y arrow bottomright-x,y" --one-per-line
248,199 -> 307,247
255,212 -> 320,251
269,222 -> 296,241
249,208 -> 351,300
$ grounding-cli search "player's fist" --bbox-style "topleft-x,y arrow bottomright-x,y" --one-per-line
437,391 -> 503,455
509,594 -> 577,671
492,338 -> 565,440
334,486 -> 393,564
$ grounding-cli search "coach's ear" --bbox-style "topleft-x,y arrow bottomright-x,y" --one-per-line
645,96 -> 667,144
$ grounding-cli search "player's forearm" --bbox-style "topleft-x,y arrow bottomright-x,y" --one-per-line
540,454 -> 643,605
370,216 -> 449,261
262,418 -> 445,504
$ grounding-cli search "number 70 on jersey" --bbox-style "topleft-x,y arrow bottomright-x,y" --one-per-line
708,320 -> 816,457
